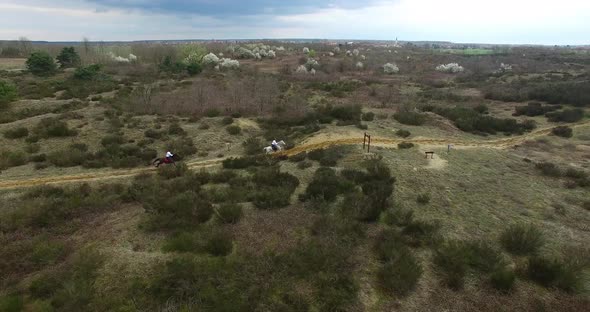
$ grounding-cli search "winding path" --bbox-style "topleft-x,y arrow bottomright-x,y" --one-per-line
1,122 -> 587,190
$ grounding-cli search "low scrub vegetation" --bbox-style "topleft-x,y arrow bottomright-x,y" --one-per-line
424,105 -> 535,135
500,223 -> 544,255
34,117 -> 77,138
3,126 -> 28,139
0,80 -> 18,108
393,111 -> 428,126
552,125 -> 573,138
545,108 -> 585,123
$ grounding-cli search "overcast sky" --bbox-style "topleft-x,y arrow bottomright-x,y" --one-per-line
1,0 -> 589,44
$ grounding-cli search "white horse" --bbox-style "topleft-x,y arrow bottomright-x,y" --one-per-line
263,140 -> 286,154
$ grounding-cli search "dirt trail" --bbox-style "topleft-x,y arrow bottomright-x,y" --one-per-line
1,122 -> 588,190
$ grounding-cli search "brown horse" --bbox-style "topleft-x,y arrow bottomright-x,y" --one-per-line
151,155 -> 178,167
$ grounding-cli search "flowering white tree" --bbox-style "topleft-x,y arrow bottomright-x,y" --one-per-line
435,63 -> 464,73
353,49 -> 360,56
383,63 -> 399,74
305,58 -> 319,70
128,54 -> 138,62
360,55 -> 366,60
333,47 -> 340,53
303,47 -> 310,54
356,62 -> 364,69
328,52 -> 335,57
295,65 -> 308,74
267,50 -> 276,58
310,68 -> 316,75
220,58 -> 240,70
346,50 -> 353,57
201,53 -> 220,66
500,63 -> 512,71
236,47 -> 256,59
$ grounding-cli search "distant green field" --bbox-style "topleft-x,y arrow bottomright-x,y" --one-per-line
438,48 -> 496,55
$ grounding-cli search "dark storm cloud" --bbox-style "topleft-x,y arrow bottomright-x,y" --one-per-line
84,0 -> 378,16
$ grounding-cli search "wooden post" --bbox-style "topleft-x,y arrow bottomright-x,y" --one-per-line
368,135 -> 371,153
363,132 -> 366,150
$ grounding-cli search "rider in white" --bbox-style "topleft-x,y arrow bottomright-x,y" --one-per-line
271,139 -> 278,151
165,151 -> 174,161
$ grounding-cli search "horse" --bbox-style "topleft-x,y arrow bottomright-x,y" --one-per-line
263,140 -> 286,154
152,154 -> 178,167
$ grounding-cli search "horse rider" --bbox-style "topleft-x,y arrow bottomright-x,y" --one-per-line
165,150 -> 174,162
271,139 -> 278,151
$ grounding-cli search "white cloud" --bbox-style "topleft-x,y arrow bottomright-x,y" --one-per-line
0,0 -> 588,44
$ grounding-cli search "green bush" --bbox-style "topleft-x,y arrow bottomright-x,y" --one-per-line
73,64 -> 101,80
490,267 -> 516,293
535,162 -> 562,177
514,102 -> 560,117
393,111 -> 428,125
552,126 -> 573,138
56,47 -> 80,68
144,128 -> 163,139
100,134 -> 125,146
143,191 -> 213,231
396,129 -> 411,138
402,220 -> 440,247
47,148 -> 87,167
31,238 -> 66,266
398,142 -> 414,149
372,229 -> 423,296
340,191 -> 383,222
382,207 -> 414,227
0,80 -> 18,107
307,149 -> 325,161
242,137 -> 262,155
377,250 -> 422,297
166,137 -> 197,158
3,126 -> 28,139
546,108 -> 585,123
222,156 -> 264,169
186,62 -> 203,76
434,240 -> 470,290
500,223 -> 544,255
205,232 -> 233,256
50,247 -> 105,311
221,116 -> 234,125
289,152 -> 307,162
528,81 -> 590,107
167,123 -> 186,136
361,112 -> 375,121
35,118 -> 77,138
0,295 -> 23,312
301,167 -> 353,202
252,167 -> 299,209
26,51 -> 57,76
464,240 -> 506,273
216,203 -> 243,224
0,149 -> 27,169
30,153 -> 47,162
416,193 -> 430,204
226,125 -> 241,135
30,272 -> 62,299
204,108 -> 220,117
527,256 -> 585,293
162,232 -> 199,253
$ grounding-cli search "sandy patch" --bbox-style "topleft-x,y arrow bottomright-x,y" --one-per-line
420,146 -> 448,170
